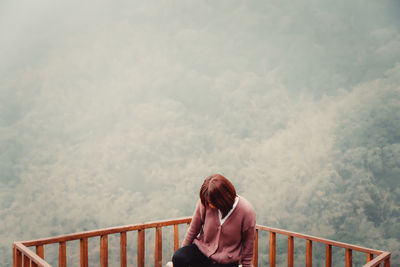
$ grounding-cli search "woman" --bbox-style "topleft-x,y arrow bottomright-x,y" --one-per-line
172,174 -> 256,267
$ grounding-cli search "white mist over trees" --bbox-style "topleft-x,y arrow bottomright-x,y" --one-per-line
1,0 -> 399,266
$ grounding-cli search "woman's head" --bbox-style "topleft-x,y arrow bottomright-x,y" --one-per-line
199,174 -> 237,217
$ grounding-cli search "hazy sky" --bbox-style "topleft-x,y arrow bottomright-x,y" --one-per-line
1,0 -> 400,266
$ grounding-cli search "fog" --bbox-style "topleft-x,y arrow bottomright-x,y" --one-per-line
1,0 -> 399,266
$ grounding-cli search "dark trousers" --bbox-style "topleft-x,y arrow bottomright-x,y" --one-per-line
172,244 -> 238,267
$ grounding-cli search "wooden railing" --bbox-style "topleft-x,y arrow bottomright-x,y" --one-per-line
253,225 -> 391,267
13,217 -> 391,267
13,217 -> 191,267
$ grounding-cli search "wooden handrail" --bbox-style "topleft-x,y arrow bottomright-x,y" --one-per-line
13,243 -> 52,267
363,252 -> 391,267
256,225 -> 384,255
21,217 -> 192,247
254,225 -> 390,267
13,217 -> 390,267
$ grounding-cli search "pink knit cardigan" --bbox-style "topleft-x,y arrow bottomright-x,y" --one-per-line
182,196 -> 256,267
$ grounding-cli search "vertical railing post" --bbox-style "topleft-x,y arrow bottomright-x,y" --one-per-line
252,229 -> 258,267
155,226 -> 162,267
174,225 -> 179,251
137,229 -> 145,267
288,236 -> 294,267
15,248 -> 22,267
346,249 -> 352,267
13,245 -> 16,267
100,235 -> 108,267
384,257 -> 390,267
367,253 -> 374,263
80,238 -> 88,267
306,240 -> 312,267
23,254 -> 30,267
326,244 -> 332,267
59,242 -> 66,267
36,245 -> 44,259
269,232 -> 276,267
120,232 -> 127,267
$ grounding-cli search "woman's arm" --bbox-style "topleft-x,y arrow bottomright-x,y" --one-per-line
182,199 -> 205,247
240,225 -> 256,267
240,204 -> 256,267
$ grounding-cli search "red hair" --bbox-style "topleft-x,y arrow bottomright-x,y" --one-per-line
199,174 -> 237,218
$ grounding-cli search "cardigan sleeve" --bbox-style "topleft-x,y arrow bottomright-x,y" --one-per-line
241,207 -> 256,267
182,199 -> 204,247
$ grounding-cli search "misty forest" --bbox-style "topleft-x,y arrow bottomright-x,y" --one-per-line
1,1 -> 400,266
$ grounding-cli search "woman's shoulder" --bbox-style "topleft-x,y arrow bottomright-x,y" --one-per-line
237,196 -> 255,214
